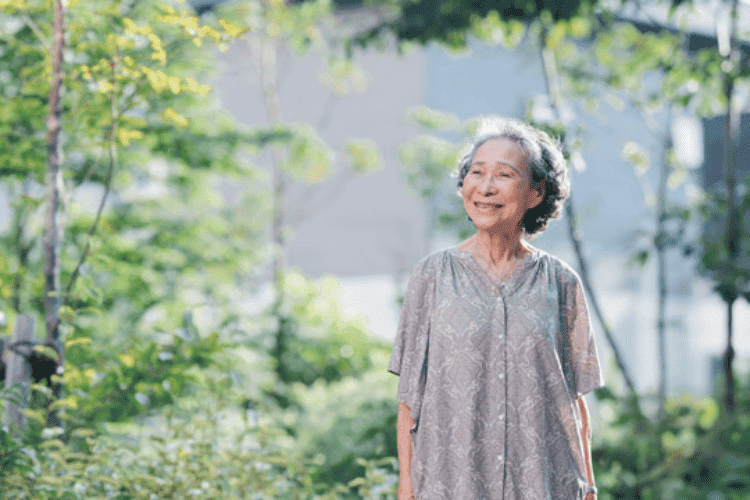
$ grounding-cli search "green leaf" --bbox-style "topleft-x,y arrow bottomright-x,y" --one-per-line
30,383 -> 53,398
32,344 -> 59,362
698,400 -> 719,429
405,105 -> 460,131
398,135 -> 458,199
58,305 -> 76,324
622,141 -> 650,176
20,408 -> 46,425
281,123 -> 335,184
348,477 -> 367,487
344,138 -> 382,174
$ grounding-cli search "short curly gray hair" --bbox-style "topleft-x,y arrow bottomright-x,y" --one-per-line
456,116 -> 570,236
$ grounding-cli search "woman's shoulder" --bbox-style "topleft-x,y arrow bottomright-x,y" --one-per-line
530,247 -> 582,287
411,247 -> 456,276
404,246 -> 472,285
400,249 -> 454,294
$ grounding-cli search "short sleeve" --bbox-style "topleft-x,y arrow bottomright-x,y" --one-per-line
388,258 -> 434,423
560,272 -> 604,398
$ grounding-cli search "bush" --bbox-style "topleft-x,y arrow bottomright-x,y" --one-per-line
1,397 -> 348,499
593,373 -> 750,500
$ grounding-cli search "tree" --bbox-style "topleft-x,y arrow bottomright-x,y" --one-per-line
208,0 -> 383,395
574,1 -> 750,415
0,0 -> 251,428
352,0 -> 595,50
716,0 -> 742,414
42,0 -> 65,426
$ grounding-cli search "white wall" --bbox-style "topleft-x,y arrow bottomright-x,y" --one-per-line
212,25 -> 429,281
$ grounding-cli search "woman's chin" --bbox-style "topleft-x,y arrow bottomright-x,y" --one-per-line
471,218 -> 520,234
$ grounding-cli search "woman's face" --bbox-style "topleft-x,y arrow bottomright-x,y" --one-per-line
462,137 -> 544,234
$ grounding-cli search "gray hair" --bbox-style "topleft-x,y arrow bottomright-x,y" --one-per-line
456,116 -> 570,236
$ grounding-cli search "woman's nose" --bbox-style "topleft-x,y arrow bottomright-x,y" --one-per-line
479,175 -> 496,193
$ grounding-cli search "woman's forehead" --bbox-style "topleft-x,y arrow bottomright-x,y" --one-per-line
472,137 -> 528,169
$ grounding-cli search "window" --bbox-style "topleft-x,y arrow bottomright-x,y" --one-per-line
700,113 -> 750,190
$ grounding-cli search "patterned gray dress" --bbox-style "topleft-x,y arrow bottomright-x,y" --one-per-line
388,246 -> 604,500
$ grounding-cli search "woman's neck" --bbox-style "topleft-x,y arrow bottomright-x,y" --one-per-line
462,229 -> 528,267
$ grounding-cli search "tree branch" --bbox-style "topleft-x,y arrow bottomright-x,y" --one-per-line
22,13 -> 47,45
539,28 -> 639,397
288,165 -> 355,226
655,129 -> 671,420
64,57 -> 118,303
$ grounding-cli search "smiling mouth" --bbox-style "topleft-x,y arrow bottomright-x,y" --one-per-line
474,202 -> 502,209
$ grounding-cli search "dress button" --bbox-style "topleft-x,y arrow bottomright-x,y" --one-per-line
498,373 -> 505,380
497,454 -> 504,461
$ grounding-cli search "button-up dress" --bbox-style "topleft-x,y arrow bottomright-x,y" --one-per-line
388,246 -> 604,500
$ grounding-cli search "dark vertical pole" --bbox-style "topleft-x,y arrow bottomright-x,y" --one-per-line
721,0 -> 740,413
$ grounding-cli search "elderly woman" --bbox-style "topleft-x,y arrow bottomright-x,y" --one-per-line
389,117 -> 603,500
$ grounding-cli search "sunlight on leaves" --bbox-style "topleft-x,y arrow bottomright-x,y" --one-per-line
406,105 -> 460,131
344,138 -> 382,174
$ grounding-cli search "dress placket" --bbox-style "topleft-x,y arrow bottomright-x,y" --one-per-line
494,283 -> 510,498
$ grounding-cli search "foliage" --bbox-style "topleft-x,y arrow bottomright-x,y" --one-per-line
7,368 -> 750,500
591,372 -> 750,500
255,270 -> 389,411
6,1 -> 750,500
0,1 -> 392,498
0,0 -> 260,331
0,339 -> 402,500
294,366 -> 398,487
698,172 -> 750,304
0,0 -> 276,473
0,393 -> 349,499
63,320 -> 226,427
352,0 -> 596,50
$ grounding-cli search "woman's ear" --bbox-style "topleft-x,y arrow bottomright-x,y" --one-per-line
531,182 -> 545,209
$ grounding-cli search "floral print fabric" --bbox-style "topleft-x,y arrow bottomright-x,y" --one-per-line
388,246 -> 604,500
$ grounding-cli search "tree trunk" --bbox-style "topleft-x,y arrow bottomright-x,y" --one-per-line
721,0 -> 740,414
539,36 -> 638,397
44,0 -> 65,425
655,132 -> 671,419
564,197 -> 638,396
256,18 -> 292,388
258,33 -> 286,301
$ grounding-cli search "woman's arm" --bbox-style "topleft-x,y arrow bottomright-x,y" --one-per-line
397,401 -> 415,500
577,396 -> 597,499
